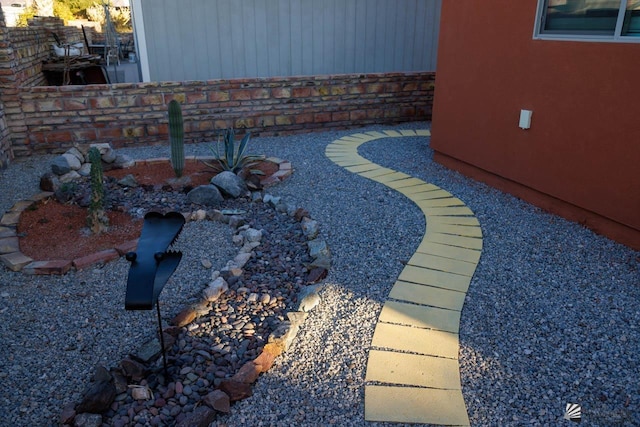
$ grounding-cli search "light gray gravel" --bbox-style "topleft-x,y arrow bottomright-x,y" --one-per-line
0,122 -> 638,426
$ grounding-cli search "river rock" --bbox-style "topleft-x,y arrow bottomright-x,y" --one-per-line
187,185 -> 224,206
211,171 -> 247,198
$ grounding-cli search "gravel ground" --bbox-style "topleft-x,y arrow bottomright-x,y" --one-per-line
0,122 -> 638,427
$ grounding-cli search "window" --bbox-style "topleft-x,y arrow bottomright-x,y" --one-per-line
536,0 -> 640,41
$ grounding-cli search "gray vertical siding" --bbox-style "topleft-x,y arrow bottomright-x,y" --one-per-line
138,0 -> 441,82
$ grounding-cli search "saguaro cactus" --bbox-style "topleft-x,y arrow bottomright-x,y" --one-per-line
168,100 -> 185,178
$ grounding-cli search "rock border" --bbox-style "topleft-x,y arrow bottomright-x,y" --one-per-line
0,157 -> 293,275
60,192 -> 330,426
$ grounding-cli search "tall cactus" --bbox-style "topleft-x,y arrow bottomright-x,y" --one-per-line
168,100 -> 185,178
86,147 -> 109,234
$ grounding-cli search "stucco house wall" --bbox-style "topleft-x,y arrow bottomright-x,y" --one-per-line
431,0 -> 640,249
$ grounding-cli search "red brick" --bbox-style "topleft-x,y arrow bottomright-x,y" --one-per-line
350,110 -> 367,121
64,99 -> 87,110
208,91 -> 230,102
348,84 -> 367,94
147,124 -> 168,136
367,109 -> 385,119
97,128 -> 123,138
187,92 -> 206,103
295,113 -> 313,124
314,112 -> 331,123
271,88 -> 290,99
231,90 -> 252,101
46,131 -> 72,143
400,106 -> 416,117
292,87 -> 311,98
259,116 -> 275,127
332,111 -> 349,121
367,83 -> 384,94
114,239 -> 138,255
251,89 -> 270,99
22,260 -> 72,275
73,129 -> 97,141
73,249 -> 120,270
275,115 -> 293,126
140,95 -> 163,106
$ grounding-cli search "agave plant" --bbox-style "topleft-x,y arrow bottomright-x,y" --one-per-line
203,128 -> 264,174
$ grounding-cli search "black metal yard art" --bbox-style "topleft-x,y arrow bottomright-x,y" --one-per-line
124,211 -> 185,376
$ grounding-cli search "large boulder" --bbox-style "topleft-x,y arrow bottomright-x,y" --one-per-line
187,185 -> 224,206
211,171 -> 247,198
51,155 -> 72,175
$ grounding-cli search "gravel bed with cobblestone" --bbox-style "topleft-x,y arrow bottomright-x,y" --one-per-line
0,122 -> 638,427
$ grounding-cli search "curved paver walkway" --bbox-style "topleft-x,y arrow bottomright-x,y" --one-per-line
325,130 -> 482,426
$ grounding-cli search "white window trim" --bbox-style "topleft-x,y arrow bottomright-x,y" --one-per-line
533,0 -> 640,43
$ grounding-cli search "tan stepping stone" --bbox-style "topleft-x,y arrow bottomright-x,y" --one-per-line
383,130 -> 404,137
389,280 -> 466,311
399,265 -> 472,292
398,183 -> 441,195
0,211 -> 20,226
411,189 -> 454,200
417,197 -> 466,208
370,322 -> 459,358
372,172 -> 411,184
429,215 -> 480,226
359,168 -> 397,179
417,241 -> 482,264
379,300 -> 461,333
366,350 -> 462,389
426,232 -> 483,250
345,164 -> 380,173
0,237 -> 20,254
9,200 -> 34,212
408,252 -> 478,277
365,385 -> 469,425
365,131 -> 389,138
423,206 -> 475,216
427,223 -> 483,238
325,129 -> 479,426
385,177 -> 425,189
0,252 -> 33,272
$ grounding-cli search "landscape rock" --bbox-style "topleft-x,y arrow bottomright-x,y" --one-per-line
77,163 -> 92,176
62,153 -> 82,171
75,366 -> 116,414
301,218 -> 319,239
51,156 -> 72,175
186,185 -> 224,206
120,359 -> 146,381
59,171 -> 81,184
59,402 -> 76,424
66,147 -> 85,163
113,154 -> 135,169
202,277 -> 228,302
211,171 -> 247,198
39,172 -> 61,192
172,307 -> 197,327
202,390 -> 230,413
218,380 -> 253,401
116,174 -> 138,188
307,238 -> 330,258
175,406 -> 216,427
73,412 -> 102,427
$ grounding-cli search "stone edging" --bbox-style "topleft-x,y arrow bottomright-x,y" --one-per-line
0,156 -> 293,275
59,192 -> 330,425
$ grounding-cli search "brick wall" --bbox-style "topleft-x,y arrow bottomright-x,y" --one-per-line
9,72 -> 435,157
0,8 -> 15,168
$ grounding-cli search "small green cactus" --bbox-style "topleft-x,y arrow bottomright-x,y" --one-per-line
86,147 -> 109,234
168,100 -> 185,178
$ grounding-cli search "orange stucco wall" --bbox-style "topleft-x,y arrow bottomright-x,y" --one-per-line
431,0 -> 640,249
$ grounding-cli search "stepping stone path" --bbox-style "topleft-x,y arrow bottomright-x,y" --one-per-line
325,130 -> 483,426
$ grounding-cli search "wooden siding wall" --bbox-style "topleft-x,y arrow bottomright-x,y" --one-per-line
139,0 -> 441,82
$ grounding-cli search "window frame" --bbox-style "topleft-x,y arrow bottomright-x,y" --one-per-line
534,0 -> 640,43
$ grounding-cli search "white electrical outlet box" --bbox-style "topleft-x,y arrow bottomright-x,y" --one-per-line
519,109 -> 532,129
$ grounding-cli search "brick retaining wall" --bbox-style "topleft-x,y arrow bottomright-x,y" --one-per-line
9,72 -> 435,157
